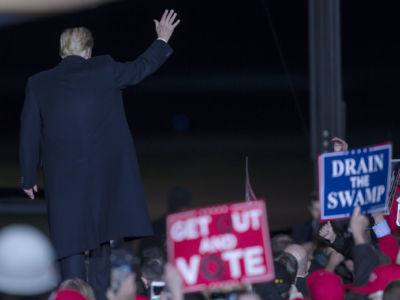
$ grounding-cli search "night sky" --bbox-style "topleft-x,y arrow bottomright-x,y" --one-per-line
1,0 -> 400,153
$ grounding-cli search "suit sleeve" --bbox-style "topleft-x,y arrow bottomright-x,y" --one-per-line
19,79 -> 41,189
112,39 -> 173,89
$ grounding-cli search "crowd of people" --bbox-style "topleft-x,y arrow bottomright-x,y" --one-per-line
2,170 -> 400,300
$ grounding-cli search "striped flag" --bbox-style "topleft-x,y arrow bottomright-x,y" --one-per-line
245,157 -> 257,201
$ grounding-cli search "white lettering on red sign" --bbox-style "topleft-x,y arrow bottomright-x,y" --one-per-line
176,255 -> 201,285
222,246 -> 266,279
231,209 -> 262,232
170,216 -> 212,242
199,233 -> 238,254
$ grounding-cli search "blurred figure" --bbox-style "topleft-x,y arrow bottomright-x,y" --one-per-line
238,293 -> 261,300
162,263 -> 183,300
140,251 -> 165,300
271,234 -> 294,256
52,289 -> 89,300
291,192 -> 320,245
352,265 -> 400,300
59,278 -> 96,300
106,273 -> 136,300
306,269 -> 345,300
274,252 -> 304,299
0,0 -> 116,14
284,244 -> 311,297
383,280 -> 400,300
0,224 -> 59,298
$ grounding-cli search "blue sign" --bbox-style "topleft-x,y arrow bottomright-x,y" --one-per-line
319,143 -> 392,221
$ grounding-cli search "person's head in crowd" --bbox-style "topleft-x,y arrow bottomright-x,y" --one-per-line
51,288 -> 88,300
308,192 -> 320,222
168,186 -> 191,212
274,252 -> 298,285
140,255 -> 165,290
59,27 -> 93,59
352,264 -> 400,300
273,261 -> 292,299
306,269 -> 345,300
383,280 -> 400,300
284,244 -> 310,277
0,224 -> 59,297
142,246 -> 165,261
59,278 -> 95,300
271,234 -> 294,255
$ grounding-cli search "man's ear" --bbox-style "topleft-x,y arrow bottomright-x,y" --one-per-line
141,276 -> 149,288
84,48 -> 92,59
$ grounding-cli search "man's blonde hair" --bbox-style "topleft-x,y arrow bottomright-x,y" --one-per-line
59,278 -> 95,300
59,27 -> 93,58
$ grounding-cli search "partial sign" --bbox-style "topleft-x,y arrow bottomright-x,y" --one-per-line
385,160 -> 400,215
319,143 -> 392,221
166,200 -> 274,293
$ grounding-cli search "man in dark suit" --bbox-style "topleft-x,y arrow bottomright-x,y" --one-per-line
19,10 -> 180,300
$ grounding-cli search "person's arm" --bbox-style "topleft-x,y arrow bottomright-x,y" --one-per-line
325,248 -> 345,272
319,221 -> 353,258
372,213 -> 399,263
19,79 -> 40,199
162,263 -> 183,300
112,9 -> 179,89
106,273 -> 136,300
350,206 -> 379,286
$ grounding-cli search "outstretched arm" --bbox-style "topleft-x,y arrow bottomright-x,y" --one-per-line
112,9 -> 180,89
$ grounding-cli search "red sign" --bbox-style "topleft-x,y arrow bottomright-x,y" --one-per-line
166,200 -> 275,293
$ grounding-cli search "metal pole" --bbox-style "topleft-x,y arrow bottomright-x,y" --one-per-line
308,0 -> 345,189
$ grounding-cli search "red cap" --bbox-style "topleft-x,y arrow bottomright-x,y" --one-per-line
306,269 -> 345,300
53,289 -> 88,300
352,264 -> 400,295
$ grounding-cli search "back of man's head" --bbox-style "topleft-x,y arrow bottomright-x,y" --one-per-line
59,278 -> 95,300
383,280 -> 400,300
59,27 -> 93,58
284,243 -> 309,276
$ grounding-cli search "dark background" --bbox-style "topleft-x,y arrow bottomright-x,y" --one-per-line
1,0 -> 399,230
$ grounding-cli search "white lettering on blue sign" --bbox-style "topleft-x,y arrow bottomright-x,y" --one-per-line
331,154 -> 384,177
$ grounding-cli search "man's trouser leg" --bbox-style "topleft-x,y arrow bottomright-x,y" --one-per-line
88,243 -> 111,300
59,253 -> 86,281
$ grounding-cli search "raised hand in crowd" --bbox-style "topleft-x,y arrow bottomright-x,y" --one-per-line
332,137 -> 348,152
154,9 -> 180,43
106,273 -> 136,300
319,221 -> 336,243
350,206 -> 369,245
325,247 -> 345,272
371,211 -> 385,225
162,263 -> 183,300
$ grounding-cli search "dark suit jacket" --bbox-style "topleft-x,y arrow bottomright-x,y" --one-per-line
20,39 -> 173,259
291,219 -> 316,244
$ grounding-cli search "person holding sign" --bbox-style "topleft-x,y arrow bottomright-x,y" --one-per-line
319,137 -> 392,220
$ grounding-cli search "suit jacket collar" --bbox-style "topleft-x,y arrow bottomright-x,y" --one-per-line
59,55 -> 87,66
